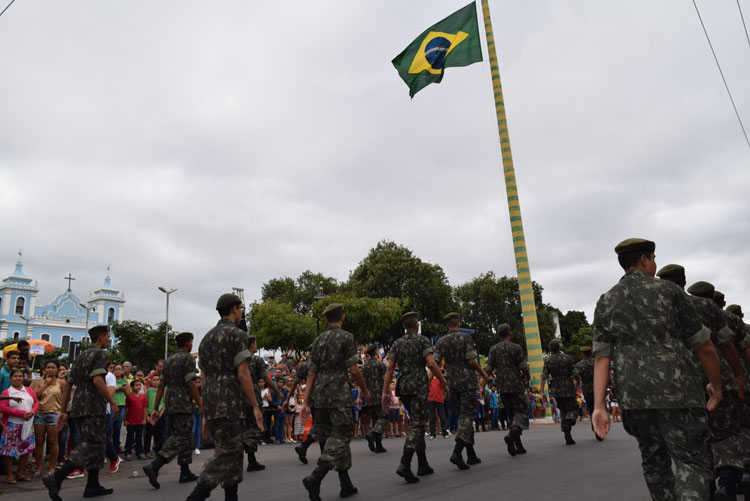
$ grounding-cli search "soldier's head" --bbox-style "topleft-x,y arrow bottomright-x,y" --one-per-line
687,281 -> 715,299
176,332 -> 194,352
549,339 -> 561,353
713,291 -> 726,309
323,303 -> 345,326
216,293 -> 244,325
365,344 -> 378,360
727,304 -> 744,318
656,264 -> 686,288
247,335 -> 257,353
580,346 -> 592,358
497,323 -> 512,339
401,312 -> 419,332
88,324 -> 111,348
614,238 -> 656,275
444,312 -> 460,330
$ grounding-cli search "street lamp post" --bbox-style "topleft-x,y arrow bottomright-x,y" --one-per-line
19,315 -> 31,339
158,287 -> 177,360
313,282 -> 326,336
79,303 -> 92,341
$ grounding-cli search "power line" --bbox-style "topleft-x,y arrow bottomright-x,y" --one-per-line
738,0 -> 750,51
0,0 -> 16,19
692,0 -> 750,151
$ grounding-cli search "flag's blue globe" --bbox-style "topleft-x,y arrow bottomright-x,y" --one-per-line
424,36 -> 451,70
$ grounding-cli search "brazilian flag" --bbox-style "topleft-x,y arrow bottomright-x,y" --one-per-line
392,2 -> 483,98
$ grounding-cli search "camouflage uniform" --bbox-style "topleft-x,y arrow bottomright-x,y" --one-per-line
574,356 -> 595,420
308,326 -> 359,472
486,339 -> 528,433
158,351 -> 197,466
434,331 -> 478,445
688,295 -> 744,474
196,318 -> 253,490
594,269 -> 712,500
242,354 -> 268,455
542,351 -> 579,432
67,347 -> 108,471
361,357 -> 388,437
389,332 -> 432,452
725,311 -> 750,465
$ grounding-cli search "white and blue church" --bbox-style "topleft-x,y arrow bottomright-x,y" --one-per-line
0,253 -> 126,351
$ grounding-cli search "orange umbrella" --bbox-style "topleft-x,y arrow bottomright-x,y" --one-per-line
3,339 -> 56,358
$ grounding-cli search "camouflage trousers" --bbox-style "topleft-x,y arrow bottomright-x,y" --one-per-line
556,397 -> 579,430
736,395 -> 750,465
242,407 -> 263,454
68,415 -> 106,471
313,407 -> 352,472
500,392 -> 527,434
400,394 -> 428,451
157,413 -> 193,466
452,389 -> 477,445
198,418 -> 244,489
366,405 -> 389,437
708,390 -> 744,472
622,408 -> 711,501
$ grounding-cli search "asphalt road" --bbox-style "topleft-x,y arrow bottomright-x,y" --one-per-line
5,422 -> 649,501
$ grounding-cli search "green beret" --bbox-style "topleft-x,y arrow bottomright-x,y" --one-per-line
713,291 -> 725,302
614,238 -> 655,256
727,304 -> 743,316
401,311 -> 418,323
656,264 -> 685,278
687,281 -> 714,298
444,312 -> 460,322
323,303 -> 344,316
216,293 -> 242,310
580,346 -> 592,353
88,324 -> 109,337
365,344 -> 378,356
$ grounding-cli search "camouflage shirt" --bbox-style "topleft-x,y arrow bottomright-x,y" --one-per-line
434,330 -> 478,392
294,359 -> 311,385
244,354 -> 268,409
725,310 -> 750,379
542,352 -> 577,398
68,347 -> 108,418
389,332 -> 432,397
308,326 -> 358,408
198,318 -> 253,421
688,295 -> 737,391
486,339 -> 527,393
163,351 -> 197,415
593,269 -> 710,410
574,357 -> 595,397
361,358 -> 386,401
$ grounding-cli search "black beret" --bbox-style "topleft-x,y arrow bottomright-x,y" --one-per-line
727,304 -> 743,316
323,303 -> 344,316
614,238 -> 655,256
444,312 -> 460,322
656,264 -> 685,279
687,281 -> 715,298
401,311 -> 418,323
216,293 -> 242,310
365,344 -> 378,356
88,325 -> 109,337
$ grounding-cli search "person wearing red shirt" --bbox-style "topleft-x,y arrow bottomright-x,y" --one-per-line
428,374 -> 448,440
123,380 -> 148,460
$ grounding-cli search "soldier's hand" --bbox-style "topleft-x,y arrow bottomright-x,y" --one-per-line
592,407 -> 609,439
254,407 -> 265,431
706,383 -> 723,412
737,377 -> 745,400
381,393 -> 390,414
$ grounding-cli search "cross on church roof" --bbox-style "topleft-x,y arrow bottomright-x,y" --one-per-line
64,273 -> 76,292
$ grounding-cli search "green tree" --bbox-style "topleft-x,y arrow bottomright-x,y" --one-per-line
311,294 -> 405,347
111,320 -> 177,371
567,325 -> 594,363
262,271 -> 340,315
558,310 -> 589,346
249,300 -> 316,353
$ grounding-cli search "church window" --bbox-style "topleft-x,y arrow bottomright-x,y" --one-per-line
62,335 -> 71,351
41,333 -> 50,342
15,297 -> 25,315
107,308 -> 115,323
13,331 -> 20,340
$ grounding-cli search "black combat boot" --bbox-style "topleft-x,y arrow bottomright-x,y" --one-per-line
246,451 -> 265,472
338,470 -> 358,498
465,444 -> 481,465
303,466 -> 328,501
83,469 -> 114,498
449,439 -> 469,470
562,422 -> 575,445
365,431 -> 378,453
374,438 -> 387,453
504,432 -> 517,457
741,465 -> 750,495
395,449 -> 419,483
43,460 -> 76,501
296,436 -> 315,464
223,484 -> 238,501
185,482 -> 212,501
416,449 -> 434,476
179,463 -> 198,483
715,467 -> 741,501
143,455 -> 167,489
513,433 -> 527,454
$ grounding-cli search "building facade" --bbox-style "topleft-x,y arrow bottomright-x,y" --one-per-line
0,254 -> 125,350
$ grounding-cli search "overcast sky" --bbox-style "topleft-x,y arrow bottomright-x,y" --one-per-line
2,1 -> 749,342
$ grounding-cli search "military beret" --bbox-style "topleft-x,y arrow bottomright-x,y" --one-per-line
365,344 -> 378,356
713,291 -> 725,302
444,312 -> 460,322
727,304 -> 743,316
580,346 -> 592,353
497,323 -> 511,335
401,311 -> 418,323
323,303 -> 344,316
216,293 -> 242,310
687,281 -> 714,298
656,264 -> 685,278
88,324 -> 109,337
614,238 -> 655,256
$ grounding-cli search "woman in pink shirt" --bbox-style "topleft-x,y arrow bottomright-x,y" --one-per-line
0,369 -> 39,483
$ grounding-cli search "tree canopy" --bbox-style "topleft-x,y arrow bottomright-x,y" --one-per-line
111,320 -> 177,371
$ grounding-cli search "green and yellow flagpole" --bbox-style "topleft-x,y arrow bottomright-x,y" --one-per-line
479,0 -> 544,387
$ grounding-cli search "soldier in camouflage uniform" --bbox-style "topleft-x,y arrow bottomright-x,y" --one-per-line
143,332 -> 202,488
574,346 -> 601,441
486,323 -> 530,456
244,335 -> 281,471
299,303 -> 371,501
723,303 -> 750,492
381,312 -> 448,483
541,339 -> 579,445
433,312 -> 488,471
593,239 -> 723,501
43,325 -> 118,501
291,357 -> 326,464
362,344 -> 389,454
185,294 -> 264,501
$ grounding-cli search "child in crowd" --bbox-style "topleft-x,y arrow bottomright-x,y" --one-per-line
144,374 -> 165,458
123,380 -> 147,460
293,385 -> 305,442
